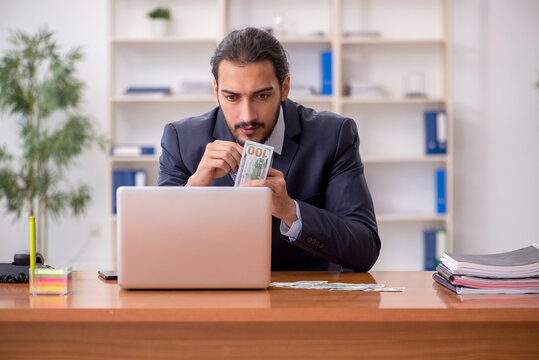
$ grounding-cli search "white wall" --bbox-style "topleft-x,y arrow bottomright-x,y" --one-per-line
0,0 -> 538,270
452,0 -> 539,254
0,0 -> 109,269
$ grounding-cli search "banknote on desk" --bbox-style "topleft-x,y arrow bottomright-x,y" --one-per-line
270,281 -> 404,292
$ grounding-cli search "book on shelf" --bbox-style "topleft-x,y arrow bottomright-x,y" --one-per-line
289,85 -> 316,97
321,50 -> 332,95
178,81 -> 213,95
343,29 -> 381,38
424,229 -> 447,271
435,168 -> 446,214
432,244 -> 539,295
124,87 -> 172,95
111,145 -> 155,157
424,230 -> 437,271
435,229 -> 447,267
346,81 -> 385,98
425,110 -> 447,154
112,169 -> 147,214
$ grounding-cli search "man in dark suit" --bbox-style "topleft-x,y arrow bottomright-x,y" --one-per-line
157,27 -> 380,271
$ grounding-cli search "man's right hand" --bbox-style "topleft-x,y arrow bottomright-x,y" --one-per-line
186,140 -> 243,186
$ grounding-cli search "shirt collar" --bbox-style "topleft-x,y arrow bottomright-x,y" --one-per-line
263,105 -> 284,155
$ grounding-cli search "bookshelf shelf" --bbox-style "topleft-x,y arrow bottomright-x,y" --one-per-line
341,97 -> 446,105
111,37 -> 219,45
363,155 -> 448,164
289,95 -> 333,103
112,95 -> 216,104
277,36 -> 332,44
113,211 -> 446,224
376,213 -> 447,223
341,37 -> 445,46
110,156 -> 160,163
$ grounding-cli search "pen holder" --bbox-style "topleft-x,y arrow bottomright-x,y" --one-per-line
29,267 -> 72,295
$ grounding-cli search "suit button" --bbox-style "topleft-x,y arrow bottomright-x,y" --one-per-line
306,237 -> 313,243
319,243 -> 324,249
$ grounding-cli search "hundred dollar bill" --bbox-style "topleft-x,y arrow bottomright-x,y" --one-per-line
234,141 -> 274,187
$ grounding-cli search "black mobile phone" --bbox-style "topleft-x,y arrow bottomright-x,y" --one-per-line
98,270 -> 118,280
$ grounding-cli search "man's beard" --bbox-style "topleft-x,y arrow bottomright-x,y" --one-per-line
222,100 -> 281,146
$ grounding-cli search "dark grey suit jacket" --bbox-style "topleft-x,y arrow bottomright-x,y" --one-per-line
157,99 -> 381,271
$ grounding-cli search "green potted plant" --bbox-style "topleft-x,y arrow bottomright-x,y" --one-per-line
0,27 -> 106,258
147,7 -> 171,38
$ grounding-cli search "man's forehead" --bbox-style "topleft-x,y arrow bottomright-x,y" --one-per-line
217,60 -> 278,81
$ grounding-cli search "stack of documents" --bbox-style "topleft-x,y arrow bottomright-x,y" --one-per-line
433,244 -> 539,295
178,81 -> 213,95
346,81 -> 385,98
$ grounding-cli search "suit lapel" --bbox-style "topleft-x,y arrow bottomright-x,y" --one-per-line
212,108 -> 235,142
272,136 -> 298,179
272,99 -> 301,179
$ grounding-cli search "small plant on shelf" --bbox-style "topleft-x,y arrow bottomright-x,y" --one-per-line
147,7 -> 171,20
147,7 -> 171,37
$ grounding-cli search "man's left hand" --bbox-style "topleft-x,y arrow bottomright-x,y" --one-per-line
241,168 -> 298,227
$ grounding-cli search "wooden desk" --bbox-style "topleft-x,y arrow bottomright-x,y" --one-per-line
1,271 -> 538,359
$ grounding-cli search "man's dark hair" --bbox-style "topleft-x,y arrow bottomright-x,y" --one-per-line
211,27 -> 289,86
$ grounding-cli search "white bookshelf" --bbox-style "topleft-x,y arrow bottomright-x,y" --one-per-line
376,213 -> 447,223
108,0 -> 453,271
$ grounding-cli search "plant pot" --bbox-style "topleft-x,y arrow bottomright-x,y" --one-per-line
150,19 -> 169,38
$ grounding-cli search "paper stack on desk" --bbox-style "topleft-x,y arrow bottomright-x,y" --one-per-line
433,244 -> 539,295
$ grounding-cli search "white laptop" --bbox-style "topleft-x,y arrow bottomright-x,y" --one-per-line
117,186 -> 272,289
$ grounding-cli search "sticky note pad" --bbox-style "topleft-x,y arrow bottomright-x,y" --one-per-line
30,267 -> 72,295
